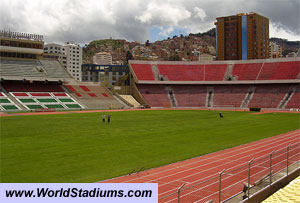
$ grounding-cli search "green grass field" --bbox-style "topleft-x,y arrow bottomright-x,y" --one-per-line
0,110 -> 299,183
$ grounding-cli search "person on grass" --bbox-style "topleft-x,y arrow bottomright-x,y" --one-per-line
107,114 -> 111,124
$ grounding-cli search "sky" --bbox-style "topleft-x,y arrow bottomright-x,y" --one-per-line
0,0 -> 299,45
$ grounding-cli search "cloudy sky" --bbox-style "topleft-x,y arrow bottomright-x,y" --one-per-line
0,0 -> 299,45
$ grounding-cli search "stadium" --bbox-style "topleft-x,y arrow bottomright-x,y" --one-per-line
0,30 -> 299,203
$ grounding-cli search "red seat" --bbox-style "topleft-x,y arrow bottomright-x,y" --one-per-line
30,93 -> 51,97
12,92 -> 28,97
66,85 -> 76,92
88,93 -> 97,97
80,86 -> 90,92
53,93 -> 67,97
131,64 -> 155,80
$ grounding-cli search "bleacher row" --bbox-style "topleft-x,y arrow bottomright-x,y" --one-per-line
0,59 -> 72,80
131,61 -> 300,81
65,85 -> 113,100
0,92 -> 20,110
0,92 -> 82,110
137,84 -> 300,109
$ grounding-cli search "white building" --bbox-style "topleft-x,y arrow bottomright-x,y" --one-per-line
44,42 -> 82,81
93,52 -> 112,65
64,42 -> 82,81
269,42 -> 282,58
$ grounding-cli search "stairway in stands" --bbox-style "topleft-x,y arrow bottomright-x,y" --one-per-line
64,82 -> 126,109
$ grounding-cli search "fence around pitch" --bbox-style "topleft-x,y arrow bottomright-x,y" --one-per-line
158,143 -> 300,203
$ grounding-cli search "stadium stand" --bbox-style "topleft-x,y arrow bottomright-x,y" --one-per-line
205,64 -> 227,81
172,85 -> 207,107
137,84 -> 171,107
262,176 -> 300,203
129,58 -> 300,110
158,64 -> 205,81
285,85 -> 300,109
64,83 -> 125,109
0,59 -> 72,81
1,81 -> 64,92
8,90 -> 83,110
248,84 -> 292,108
131,64 -> 155,80
0,30 -> 126,111
232,63 -> 263,80
213,85 -> 249,107
0,92 -> 20,111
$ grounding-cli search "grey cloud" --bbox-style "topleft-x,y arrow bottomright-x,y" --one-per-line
0,0 -> 299,44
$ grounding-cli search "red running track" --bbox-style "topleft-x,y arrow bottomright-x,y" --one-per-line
101,129 -> 300,202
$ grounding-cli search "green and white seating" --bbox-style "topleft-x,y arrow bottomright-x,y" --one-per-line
0,92 -> 21,111
10,92 -> 83,110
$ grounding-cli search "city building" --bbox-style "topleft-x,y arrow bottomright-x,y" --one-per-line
215,12 -> 269,60
81,64 -> 129,87
269,42 -> 282,58
286,52 -> 297,58
43,43 -> 67,68
44,42 -> 82,81
199,53 -> 214,61
93,52 -> 112,65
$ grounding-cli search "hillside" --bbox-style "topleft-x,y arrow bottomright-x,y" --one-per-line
82,29 -> 299,64
82,30 -> 216,64
269,38 -> 300,56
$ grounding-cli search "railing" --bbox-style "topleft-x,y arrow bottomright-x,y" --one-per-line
158,143 -> 300,203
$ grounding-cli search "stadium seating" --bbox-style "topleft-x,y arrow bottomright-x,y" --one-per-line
131,64 -> 155,80
2,81 -> 64,92
64,84 -> 124,109
285,86 -> 300,109
0,81 -> 83,111
249,84 -> 291,108
204,64 -> 227,81
268,61 -> 300,80
158,65 -> 205,81
131,60 -> 300,82
0,92 -> 20,111
39,60 -> 72,79
138,85 -> 171,107
232,63 -> 262,80
213,85 -> 249,107
0,59 -> 72,80
172,85 -> 207,107
10,91 -> 83,110
257,62 -> 279,80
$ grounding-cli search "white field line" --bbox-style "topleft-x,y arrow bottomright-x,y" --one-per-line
123,129 -> 299,184
169,147 -> 300,203
156,131 -> 299,197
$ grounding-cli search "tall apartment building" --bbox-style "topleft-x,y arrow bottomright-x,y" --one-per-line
269,42 -> 282,58
93,52 -> 112,65
44,42 -> 82,81
215,12 -> 269,60
43,43 -> 67,67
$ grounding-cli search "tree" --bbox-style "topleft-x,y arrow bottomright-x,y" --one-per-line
126,51 -> 133,62
145,40 -> 150,46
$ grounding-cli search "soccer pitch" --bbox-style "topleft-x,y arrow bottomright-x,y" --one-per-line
0,110 -> 299,183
